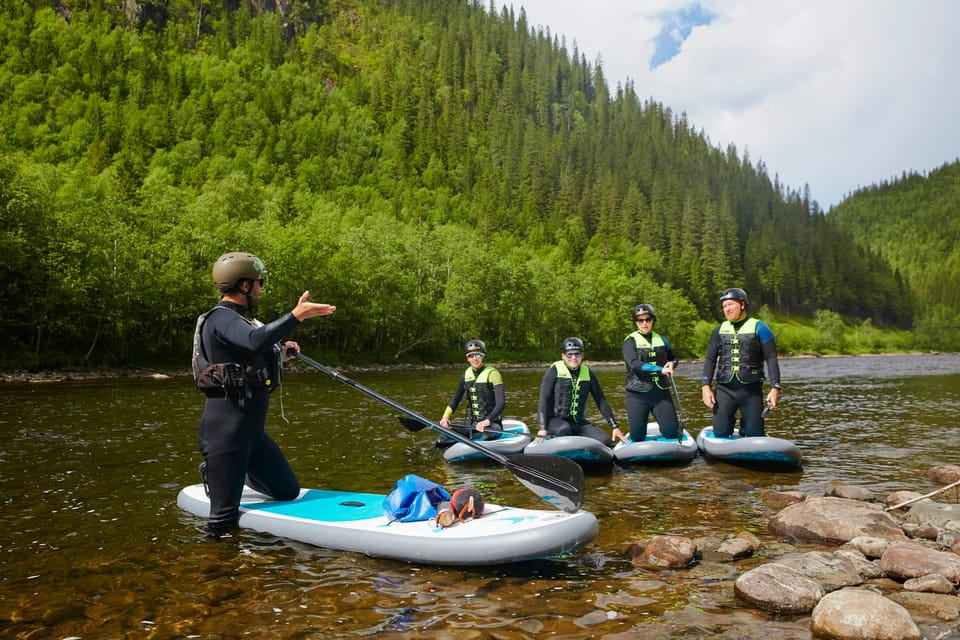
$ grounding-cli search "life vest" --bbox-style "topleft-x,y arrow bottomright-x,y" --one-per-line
192,305 -> 282,399
552,361 -> 592,422
716,317 -> 764,384
624,331 -> 669,392
464,365 -> 498,421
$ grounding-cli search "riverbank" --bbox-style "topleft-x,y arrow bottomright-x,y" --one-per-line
0,352 -> 941,385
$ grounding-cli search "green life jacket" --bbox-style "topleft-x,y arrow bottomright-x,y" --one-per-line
624,331 -> 669,392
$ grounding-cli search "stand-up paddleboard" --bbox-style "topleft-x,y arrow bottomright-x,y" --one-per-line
613,423 -> 698,464
696,427 -> 802,469
443,419 -> 531,462
524,435 -> 615,467
177,484 -> 598,565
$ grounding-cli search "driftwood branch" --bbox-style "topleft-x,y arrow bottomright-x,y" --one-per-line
884,479 -> 960,511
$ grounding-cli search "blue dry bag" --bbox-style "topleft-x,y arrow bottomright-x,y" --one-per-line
382,474 -> 451,523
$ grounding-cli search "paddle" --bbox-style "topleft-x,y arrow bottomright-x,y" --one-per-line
667,374 -> 685,444
292,352 -> 584,513
396,417 -> 530,439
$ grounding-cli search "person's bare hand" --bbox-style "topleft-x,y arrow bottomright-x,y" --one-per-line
291,291 -> 336,321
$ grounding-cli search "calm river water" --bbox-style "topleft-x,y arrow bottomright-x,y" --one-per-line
2,354 -> 959,639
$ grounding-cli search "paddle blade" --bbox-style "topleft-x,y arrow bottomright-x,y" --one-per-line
505,454 -> 585,513
398,416 -> 428,432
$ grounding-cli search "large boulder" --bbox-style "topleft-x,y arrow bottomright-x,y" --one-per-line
734,563 -> 823,614
880,542 -> 960,584
769,497 -> 907,543
811,588 -> 922,640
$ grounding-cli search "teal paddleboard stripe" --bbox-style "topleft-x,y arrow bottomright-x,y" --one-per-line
242,489 -> 384,522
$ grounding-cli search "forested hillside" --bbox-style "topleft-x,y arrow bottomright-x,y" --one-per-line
829,161 -> 960,350
0,0 -> 919,369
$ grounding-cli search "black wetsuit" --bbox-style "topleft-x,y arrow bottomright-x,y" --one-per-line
197,301 -> 300,536
701,317 -> 781,437
537,361 -> 618,446
622,331 -> 680,441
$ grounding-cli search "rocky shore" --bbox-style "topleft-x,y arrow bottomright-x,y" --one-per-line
626,465 -> 960,640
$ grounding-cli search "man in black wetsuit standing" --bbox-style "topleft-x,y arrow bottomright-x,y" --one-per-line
192,251 -> 336,538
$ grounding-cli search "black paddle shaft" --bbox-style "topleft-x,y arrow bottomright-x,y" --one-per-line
292,352 -> 584,512
668,375 -> 685,444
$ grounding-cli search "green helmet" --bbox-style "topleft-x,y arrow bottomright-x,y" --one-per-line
212,252 -> 268,293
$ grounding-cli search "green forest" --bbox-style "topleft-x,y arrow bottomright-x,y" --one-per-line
1,0 -> 957,371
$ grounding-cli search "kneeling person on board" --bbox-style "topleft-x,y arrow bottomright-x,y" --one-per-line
436,339 -> 505,447
622,304 -> 681,442
535,337 -> 624,445
193,251 -> 336,538
700,287 -> 780,437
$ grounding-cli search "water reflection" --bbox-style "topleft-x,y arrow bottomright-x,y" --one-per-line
1,354 -> 959,638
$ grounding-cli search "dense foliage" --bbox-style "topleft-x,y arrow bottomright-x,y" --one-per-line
829,161 -> 960,350
0,0 -> 928,370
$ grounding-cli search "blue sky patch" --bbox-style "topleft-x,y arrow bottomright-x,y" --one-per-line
650,2 -> 715,69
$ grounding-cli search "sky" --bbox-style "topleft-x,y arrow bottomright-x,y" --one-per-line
495,0 -> 960,209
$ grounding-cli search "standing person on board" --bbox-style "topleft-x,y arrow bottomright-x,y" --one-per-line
436,339 -> 505,447
535,337 -> 624,445
192,251 -> 336,538
622,304 -> 681,442
700,287 -> 781,437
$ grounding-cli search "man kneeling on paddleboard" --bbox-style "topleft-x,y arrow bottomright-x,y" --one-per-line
192,251 -> 336,538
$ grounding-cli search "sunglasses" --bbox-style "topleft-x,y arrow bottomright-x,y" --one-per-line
635,317 -> 653,323
563,351 -> 582,358
466,353 -> 485,359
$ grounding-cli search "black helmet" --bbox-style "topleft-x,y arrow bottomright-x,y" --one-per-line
213,252 -> 268,293
464,339 -> 486,355
562,337 -> 584,352
719,288 -> 748,304
633,304 -> 656,320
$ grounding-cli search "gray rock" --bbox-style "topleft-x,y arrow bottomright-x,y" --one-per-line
906,502 -> 960,528
845,535 -> 898,559
811,588 -> 922,640
734,563 -> 824,614
903,573 -> 956,594
775,550 -> 867,592
927,465 -> 960,485
769,497 -> 908,544
888,591 -> 960,622
880,542 -> 960,584
826,484 -> 874,501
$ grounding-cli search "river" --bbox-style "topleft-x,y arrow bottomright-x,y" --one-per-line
1,354 -> 959,638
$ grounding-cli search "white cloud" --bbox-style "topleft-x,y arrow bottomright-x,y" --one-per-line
498,0 -> 960,208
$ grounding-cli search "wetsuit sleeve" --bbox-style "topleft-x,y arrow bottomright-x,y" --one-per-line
757,321 -> 781,387
700,326 -> 722,386
214,311 -> 299,355
537,366 -> 558,430
487,368 -> 505,422
589,372 -> 618,428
